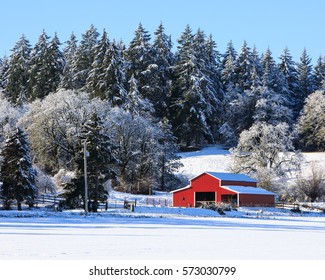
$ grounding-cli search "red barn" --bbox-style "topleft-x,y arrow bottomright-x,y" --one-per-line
171,172 -> 275,207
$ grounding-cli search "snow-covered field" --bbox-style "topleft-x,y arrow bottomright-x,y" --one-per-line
0,145 -> 325,260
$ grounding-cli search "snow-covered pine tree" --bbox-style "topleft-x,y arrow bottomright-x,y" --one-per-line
156,117 -> 182,191
0,127 -> 37,210
196,32 -> 223,138
86,29 -> 111,98
257,48 -> 293,125
28,31 -> 63,100
170,25 -> 213,146
125,23 -> 154,102
0,56 -> 9,90
59,33 -> 78,90
47,33 -> 64,92
295,48 -> 315,117
314,56 -> 325,90
72,25 -> 99,90
150,23 -> 174,119
5,35 -> 31,104
235,40 -> 254,91
62,113 -> 117,211
221,40 -> 237,88
100,40 -> 128,107
126,74 -> 153,117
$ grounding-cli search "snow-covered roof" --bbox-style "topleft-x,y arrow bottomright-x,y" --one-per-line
205,172 -> 258,183
222,186 -> 275,195
170,185 -> 191,193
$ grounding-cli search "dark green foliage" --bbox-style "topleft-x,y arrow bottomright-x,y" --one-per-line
61,114 -> 116,211
0,128 -> 37,210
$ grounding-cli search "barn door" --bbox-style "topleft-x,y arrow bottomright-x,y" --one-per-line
195,192 -> 216,207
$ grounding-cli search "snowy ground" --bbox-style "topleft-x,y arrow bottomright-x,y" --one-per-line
0,205 -> 325,260
0,145 -> 325,260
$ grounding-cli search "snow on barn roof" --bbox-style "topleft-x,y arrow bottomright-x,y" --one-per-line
222,186 -> 275,195
205,172 -> 258,183
170,185 -> 191,193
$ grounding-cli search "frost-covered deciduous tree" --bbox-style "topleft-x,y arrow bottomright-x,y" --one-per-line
230,122 -> 301,190
0,92 -> 26,145
107,108 -> 181,194
297,90 -> 325,151
21,90 -> 110,173
295,163 -> 325,202
0,128 -> 37,210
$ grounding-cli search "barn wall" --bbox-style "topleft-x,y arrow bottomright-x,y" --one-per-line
239,194 -> 275,207
172,188 -> 195,207
191,174 -> 236,205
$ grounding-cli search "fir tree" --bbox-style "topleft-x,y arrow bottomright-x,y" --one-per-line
221,40 -> 237,88
235,40 -> 254,91
28,31 -> 63,100
171,25 -> 213,145
72,25 -> 99,89
314,56 -> 325,90
62,114 -> 116,211
151,23 -> 174,119
86,29 -> 111,97
5,35 -> 31,104
0,56 -> 9,90
101,40 -> 128,106
295,48 -> 315,116
0,128 -> 37,210
59,33 -> 78,90
125,23 -> 154,101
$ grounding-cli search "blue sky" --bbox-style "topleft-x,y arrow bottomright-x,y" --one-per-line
1,0 -> 324,63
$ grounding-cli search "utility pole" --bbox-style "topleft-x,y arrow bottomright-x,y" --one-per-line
83,139 -> 89,214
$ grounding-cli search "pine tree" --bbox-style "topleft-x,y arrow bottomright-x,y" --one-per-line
0,56 -> 9,90
125,23 -> 153,101
221,40 -> 237,88
86,29 -> 111,97
5,35 -> 31,103
235,40 -> 254,91
59,33 -> 78,90
151,23 -> 174,119
314,56 -> 325,90
279,47 -> 298,93
0,128 -> 37,210
101,40 -> 128,106
295,48 -> 315,116
170,25 -> 213,145
62,114 -> 116,211
28,31 -> 63,100
72,25 -> 99,90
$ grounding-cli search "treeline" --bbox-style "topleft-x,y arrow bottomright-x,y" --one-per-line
0,23 -> 325,210
0,23 -> 324,148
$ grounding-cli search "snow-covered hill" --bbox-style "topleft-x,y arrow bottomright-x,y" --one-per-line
177,145 -> 325,187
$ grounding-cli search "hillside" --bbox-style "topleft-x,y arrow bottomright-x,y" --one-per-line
177,145 -> 325,188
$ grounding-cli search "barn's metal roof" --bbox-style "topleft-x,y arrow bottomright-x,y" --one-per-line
205,172 -> 258,183
222,185 -> 275,195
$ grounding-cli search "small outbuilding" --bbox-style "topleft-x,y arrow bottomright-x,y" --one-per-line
171,172 -> 275,207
